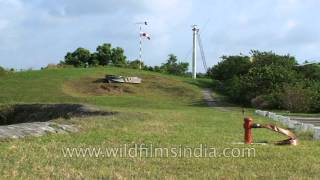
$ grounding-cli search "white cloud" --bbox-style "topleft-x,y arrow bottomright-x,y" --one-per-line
0,0 -> 320,69
286,20 -> 298,30
0,19 -> 8,30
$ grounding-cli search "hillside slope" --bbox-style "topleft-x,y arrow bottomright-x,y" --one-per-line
0,67 -> 202,109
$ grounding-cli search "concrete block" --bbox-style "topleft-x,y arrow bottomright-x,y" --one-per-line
267,112 -> 274,118
278,116 -> 286,123
301,123 -> 315,132
287,120 -> 298,129
313,127 -> 320,140
263,111 -> 268,116
294,122 -> 304,131
257,110 -> 263,116
281,118 -> 288,126
269,113 -> 276,120
279,116 -> 287,123
276,115 -> 286,122
282,117 -> 291,126
271,114 -> 278,121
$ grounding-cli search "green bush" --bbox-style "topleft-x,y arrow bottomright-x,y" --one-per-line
160,54 -> 189,75
280,84 -> 313,113
210,50 -> 320,112
127,60 -> 143,69
309,82 -> 320,112
209,55 -> 251,81
251,93 -> 280,110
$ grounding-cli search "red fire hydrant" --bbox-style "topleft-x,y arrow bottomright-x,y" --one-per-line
243,117 -> 253,144
242,117 -> 298,145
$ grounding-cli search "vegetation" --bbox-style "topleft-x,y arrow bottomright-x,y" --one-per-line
0,66 -> 6,76
0,67 -> 320,179
159,54 -> 189,75
210,50 -> 320,113
59,43 -> 190,76
61,44 -> 127,67
130,54 -> 189,76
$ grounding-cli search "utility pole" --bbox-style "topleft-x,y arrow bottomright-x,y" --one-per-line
192,25 -> 199,79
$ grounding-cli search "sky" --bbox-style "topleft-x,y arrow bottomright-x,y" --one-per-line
0,0 -> 320,72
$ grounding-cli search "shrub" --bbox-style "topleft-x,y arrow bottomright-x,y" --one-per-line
280,84 -> 313,113
45,64 -> 61,69
160,54 -> 189,75
309,82 -> 320,112
251,94 -> 280,110
209,50 -> 318,112
127,60 -> 143,69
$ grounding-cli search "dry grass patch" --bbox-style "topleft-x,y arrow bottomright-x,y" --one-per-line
62,74 -> 200,102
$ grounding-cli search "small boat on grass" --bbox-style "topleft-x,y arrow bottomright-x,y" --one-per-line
105,75 -> 142,84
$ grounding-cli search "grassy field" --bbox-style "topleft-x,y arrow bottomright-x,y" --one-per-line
0,67 -> 320,179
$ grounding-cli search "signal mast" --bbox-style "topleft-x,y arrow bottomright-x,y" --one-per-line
135,21 -> 150,69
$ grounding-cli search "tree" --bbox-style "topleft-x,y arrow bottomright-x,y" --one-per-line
89,53 -> 99,67
240,51 -> 298,101
161,54 -> 189,75
210,55 -> 251,81
153,66 -> 162,72
250,50 -> 297,67
242,64 -> 298,98
64,48 -> 92,67
111,47 -> 126,66
144,66 -> 154,71
96,43 -> 112,66
296,64 -> 320,80
60,43 -> 130,67
210,50 -> 302,108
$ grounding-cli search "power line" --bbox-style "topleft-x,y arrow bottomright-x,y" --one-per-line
197,31 -> 208,72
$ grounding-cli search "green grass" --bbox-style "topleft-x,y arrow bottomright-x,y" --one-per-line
0,67 -> 320,179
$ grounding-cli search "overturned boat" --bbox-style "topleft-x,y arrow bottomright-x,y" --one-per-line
105,75 -> 142,84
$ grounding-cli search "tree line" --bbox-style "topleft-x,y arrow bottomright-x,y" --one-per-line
209,50 -> 320,113
59,43 -> 189,76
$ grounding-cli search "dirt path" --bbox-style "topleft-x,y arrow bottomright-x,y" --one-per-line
202,88 -> 217,106
202,88 -> 230,111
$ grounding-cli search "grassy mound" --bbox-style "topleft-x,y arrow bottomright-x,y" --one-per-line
0,67 -> 202,109
63,74 -> 199,99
